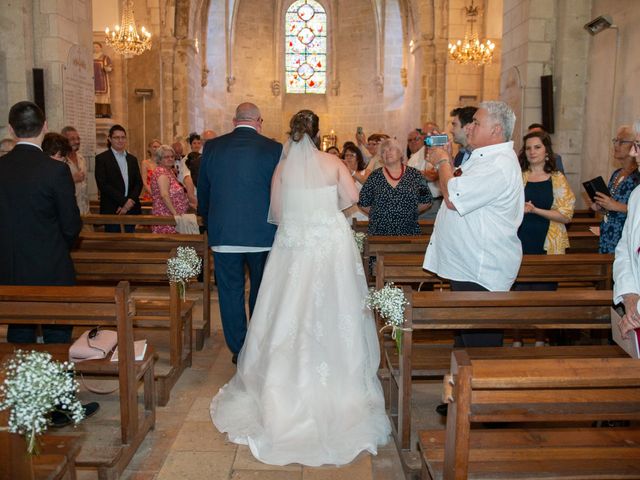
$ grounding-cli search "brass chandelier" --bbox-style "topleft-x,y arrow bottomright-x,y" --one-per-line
448,0 -> 495,66
105,0 -> 152,57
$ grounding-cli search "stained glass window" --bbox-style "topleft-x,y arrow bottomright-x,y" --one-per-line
285,0 -> 327,94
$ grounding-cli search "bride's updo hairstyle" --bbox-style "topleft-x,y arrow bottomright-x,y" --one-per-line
289,110 -> 319,142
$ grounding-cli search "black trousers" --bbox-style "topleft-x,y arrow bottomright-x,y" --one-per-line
450,280 -> 503,347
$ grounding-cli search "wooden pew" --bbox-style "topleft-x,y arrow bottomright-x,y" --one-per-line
388,288 -> 615,453
71,249 -> 193,406
82,213 -> 203,233
0,282 -> 155,480
375,252 -> 614,291
74,227 -> 211,348
419,352 -> 640,480
353,216 -> 600,236
363,232 -> 600,283
89,200 -> 152,215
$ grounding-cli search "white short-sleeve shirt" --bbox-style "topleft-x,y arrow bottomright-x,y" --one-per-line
423,141 -> 524,291
407,146 -> 441,198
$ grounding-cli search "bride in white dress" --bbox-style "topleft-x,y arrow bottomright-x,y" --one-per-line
210,110 -> 390,466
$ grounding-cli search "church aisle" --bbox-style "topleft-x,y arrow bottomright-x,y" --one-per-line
76,288 -> 408,480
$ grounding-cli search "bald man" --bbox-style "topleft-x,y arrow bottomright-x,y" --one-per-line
198,102 -> 282,364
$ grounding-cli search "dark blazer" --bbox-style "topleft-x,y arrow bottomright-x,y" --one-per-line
95,148 -> 143,214
0,143 -> 82,285
197,127 -> 282,248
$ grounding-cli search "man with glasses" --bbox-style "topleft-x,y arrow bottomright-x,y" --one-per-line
198,102 -> 282,364
406,129 -> 423,158
95,124 -> 143,232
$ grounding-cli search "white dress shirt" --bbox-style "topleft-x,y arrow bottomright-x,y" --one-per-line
614,186 -> 640,304
407,146 -> 441,198
111,148 -> 129,196
423,141 -> 524,291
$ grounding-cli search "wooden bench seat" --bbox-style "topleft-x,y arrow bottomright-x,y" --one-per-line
375,252 -> 613,291
353,215 -> 599,236
363,232 -> 600,283
75,222 -> 211,344
0,283 -> 155,480
71,249 -> 194,406
388,288 -> 616,454
419,352 -> 640,480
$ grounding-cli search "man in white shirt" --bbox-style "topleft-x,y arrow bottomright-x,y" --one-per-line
407,122 -> 443,219
423,100 -> 524,347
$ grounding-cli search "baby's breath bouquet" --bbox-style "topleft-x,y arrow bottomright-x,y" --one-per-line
0,350 -> 84,455
353,231 -> 366,254
167,246 -> 203,300
365,282 -> 410,353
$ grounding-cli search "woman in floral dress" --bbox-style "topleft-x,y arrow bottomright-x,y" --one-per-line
150,144 -> 189,234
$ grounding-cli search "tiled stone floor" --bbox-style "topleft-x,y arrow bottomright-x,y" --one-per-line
62,287 -> 445,479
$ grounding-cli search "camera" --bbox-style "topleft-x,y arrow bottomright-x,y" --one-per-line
424,134 -> 449,147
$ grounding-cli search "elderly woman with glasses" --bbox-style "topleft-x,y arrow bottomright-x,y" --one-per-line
592,125 -> 640,253
150,144 -> 189,233
358,138 -> 432,236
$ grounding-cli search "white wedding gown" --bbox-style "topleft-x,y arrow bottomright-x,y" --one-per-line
210,139 -> 390,466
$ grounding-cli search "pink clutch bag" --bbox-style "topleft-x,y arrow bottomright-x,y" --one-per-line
69,328 -> 118,363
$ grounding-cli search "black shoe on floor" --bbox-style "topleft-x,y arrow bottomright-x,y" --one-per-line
50,402 -> 100,428
83,402 -> 100,419
49,410 -> 73,428
232,353 -> 238,365
436,403 -> 448,417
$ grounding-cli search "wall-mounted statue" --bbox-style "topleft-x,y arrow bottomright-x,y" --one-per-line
93,42 -> 113,118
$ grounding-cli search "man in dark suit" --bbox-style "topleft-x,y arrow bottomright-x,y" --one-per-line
0,101 -> 82,343
94,124 -> 143,232
198,102 -> 282,364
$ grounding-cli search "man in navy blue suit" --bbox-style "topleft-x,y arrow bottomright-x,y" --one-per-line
198,103 -> 282,364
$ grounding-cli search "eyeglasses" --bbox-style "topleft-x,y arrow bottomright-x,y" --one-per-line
612,138 -> 634,146
344,152 -> 357,158
111,135 -> 126,140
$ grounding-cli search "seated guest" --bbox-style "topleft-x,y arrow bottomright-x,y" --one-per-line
42,132 -> 72,161
341,142 -> 368,221
150,145 -> 189,233
358,138 -> 432,235
613,120 -> 640,338
513,130 -> 575,346
325,145 -> 340,156
592,124 -> 640,253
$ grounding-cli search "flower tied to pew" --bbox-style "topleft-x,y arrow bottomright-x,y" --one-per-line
365,282 -> 411,353
353,231 -> 367,254
0,350 -> 85,455
167,246 -> 203,300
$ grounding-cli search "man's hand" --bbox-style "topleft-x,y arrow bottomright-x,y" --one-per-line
118,198 -> 135,215
620,293 -> 640,338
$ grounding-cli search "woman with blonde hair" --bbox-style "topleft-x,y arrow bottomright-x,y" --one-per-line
149,144 -> 188,233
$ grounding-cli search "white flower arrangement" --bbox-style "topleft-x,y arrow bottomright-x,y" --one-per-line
365,282 -> 411,352
0,350 -> 84,454
167,246 -> 203,299
353,231 -> 366,254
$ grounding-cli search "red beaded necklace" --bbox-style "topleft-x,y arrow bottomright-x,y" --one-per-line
384,163 -> 405,181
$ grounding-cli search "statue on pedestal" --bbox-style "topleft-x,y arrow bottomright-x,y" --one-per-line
93,42 -> 113,118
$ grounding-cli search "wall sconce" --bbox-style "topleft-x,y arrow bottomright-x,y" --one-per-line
584,15 -> 614,35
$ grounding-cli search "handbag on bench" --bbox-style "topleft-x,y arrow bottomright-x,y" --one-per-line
69,327 -> 118,363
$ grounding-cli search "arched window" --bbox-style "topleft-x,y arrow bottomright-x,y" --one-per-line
285,0 -> 327,94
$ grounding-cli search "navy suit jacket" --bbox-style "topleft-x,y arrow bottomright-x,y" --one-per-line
197,127 -> 282,248
0,144 -> 81,285
94,148 -> 143,214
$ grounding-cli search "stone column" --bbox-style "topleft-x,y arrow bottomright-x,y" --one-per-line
160,36 -> 178,142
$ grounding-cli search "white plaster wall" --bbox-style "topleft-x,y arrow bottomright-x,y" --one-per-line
582,0 -> 640,187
